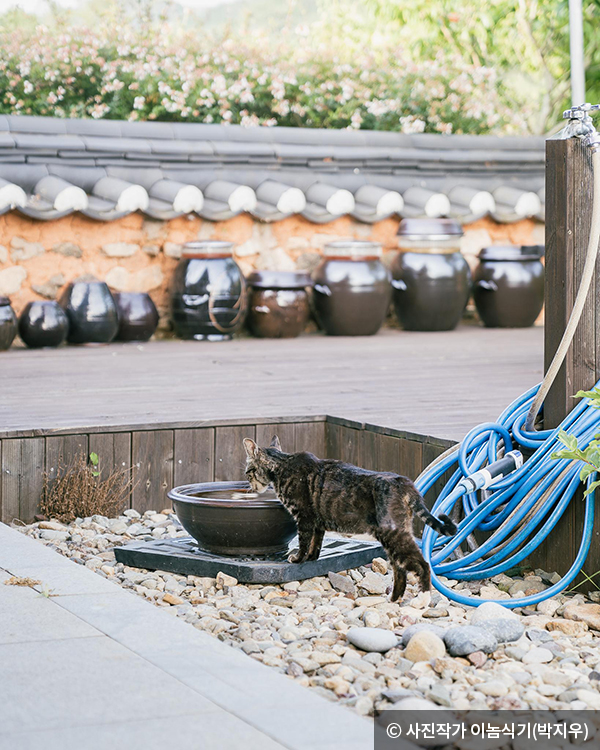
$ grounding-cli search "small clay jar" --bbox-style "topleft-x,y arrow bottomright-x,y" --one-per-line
114,292 -> 159,342
0,297 -> 17,350
246,271 -> 311,338
59,280 -> 119,344
312,241 -> 391,336
18,301 -> 69,349
171,241 -> 246,341
391,218 -> 471,331
473,245 -> 544,327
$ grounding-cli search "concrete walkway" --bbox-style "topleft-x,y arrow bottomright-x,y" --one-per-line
0,522 -> 379,750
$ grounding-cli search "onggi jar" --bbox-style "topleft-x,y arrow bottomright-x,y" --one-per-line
246,271 -> 311,338
391,218 -> 471,331
473,245 -> 544,327
312,240 -> 391,336
170,241 -> 246,341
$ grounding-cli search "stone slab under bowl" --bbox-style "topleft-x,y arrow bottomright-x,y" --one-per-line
114,535 -> 385,584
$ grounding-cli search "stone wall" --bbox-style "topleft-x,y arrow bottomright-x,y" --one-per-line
0,211 -> 544,332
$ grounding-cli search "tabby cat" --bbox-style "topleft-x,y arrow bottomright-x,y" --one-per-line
243,436 -> 457,601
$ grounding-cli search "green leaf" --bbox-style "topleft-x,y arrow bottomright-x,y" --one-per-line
580,464 -> 596,482
584,479 -> 600,497
89,452 -> 99,466
551,449 -> 576,461
575,388 -> 600,401
562,432 -> 578,451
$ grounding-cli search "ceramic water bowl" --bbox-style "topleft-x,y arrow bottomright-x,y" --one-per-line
168,480 -> 297,557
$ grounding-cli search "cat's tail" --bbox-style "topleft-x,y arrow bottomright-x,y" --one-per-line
409,489 -> 457,536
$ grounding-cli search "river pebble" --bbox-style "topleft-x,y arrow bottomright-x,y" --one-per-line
444,626 -> 498,656
16,512 -> 600,721
346,627 -> 398,653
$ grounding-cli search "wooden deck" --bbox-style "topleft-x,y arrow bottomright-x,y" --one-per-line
2,325 -> 542,440
0,325 -> 543,523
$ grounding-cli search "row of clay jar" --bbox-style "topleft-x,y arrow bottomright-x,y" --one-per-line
171,218 -> 545,340
0,217 -> 545,349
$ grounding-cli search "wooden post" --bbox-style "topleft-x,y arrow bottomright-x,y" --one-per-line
538,137 -> 600,576
545,138 -> 597,425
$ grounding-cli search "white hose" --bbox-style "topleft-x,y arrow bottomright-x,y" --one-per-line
525,147 -> 600,431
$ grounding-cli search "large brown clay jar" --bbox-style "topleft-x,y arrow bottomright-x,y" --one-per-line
246,271 -> 311,338
473,245 -> 544,327
391,218 -> 471,331
312,241 -> 391,336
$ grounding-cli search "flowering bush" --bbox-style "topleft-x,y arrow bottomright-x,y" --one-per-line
0,25 -> 520,134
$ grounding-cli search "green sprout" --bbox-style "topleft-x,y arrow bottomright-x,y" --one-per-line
89,452 -> 100,478
551,388 -> 600,496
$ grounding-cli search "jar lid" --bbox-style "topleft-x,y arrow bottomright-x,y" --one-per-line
396,218 -> 463,240
479,245 -> 543,262
323,240 -> 382,259
247,271 -> 312,289
182,240 -> 234,258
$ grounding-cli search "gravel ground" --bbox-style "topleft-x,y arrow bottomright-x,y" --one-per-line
13,509 -> 600,717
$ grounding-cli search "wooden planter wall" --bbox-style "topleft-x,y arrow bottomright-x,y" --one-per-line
0,416 -> 453,524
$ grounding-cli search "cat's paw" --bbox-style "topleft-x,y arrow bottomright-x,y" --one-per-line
288,550 -> 303,563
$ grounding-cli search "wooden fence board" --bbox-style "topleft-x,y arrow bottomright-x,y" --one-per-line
88,432 -> 132,512
255,423 -> 296,453
1,438 -> 45,524
215,425 -> 256,482
294,422 -> 325,456
173,428 -> 215,487
132,430 -> 174,514
375,433 -> 401,472
1,439 -> 21,524
400,438 -> 423,481
45,434 -> 89,487
326,424 -> 362,464
360,429 -> 379,470
88,432 -> 131,481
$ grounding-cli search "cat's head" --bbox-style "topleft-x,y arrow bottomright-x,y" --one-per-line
243,435 -> 282,493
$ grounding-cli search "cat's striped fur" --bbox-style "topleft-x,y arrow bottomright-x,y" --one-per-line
243,436 -> 456,601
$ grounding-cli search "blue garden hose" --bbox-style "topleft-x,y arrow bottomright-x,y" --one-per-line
415,118 -> 600,608
416,381 -> 600,608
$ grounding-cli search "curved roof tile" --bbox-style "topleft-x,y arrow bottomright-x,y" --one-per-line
0,115 -> 545,224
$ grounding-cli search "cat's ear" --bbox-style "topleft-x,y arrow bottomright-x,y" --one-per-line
270,435 -> 282,451
243,438 -> 259,458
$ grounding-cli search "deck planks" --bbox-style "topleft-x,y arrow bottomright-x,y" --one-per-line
0,326 -> 543,442
0,326 -> 543,525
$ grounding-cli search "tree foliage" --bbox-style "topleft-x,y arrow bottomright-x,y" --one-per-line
366,0 -> 600,133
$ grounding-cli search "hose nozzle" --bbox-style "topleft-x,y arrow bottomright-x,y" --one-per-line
458,450 -> 524,493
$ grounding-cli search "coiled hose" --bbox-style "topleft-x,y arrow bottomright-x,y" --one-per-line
417,148 -> 600,608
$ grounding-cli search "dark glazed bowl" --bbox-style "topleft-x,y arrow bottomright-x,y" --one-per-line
59,281 -> 119,344
168,480 -> 297,557
18,301 -> 69,348
114,292 -> 159,342
0,297 -> 17,351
